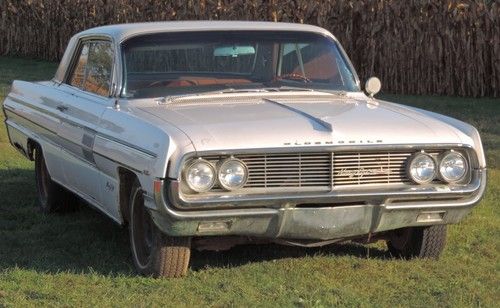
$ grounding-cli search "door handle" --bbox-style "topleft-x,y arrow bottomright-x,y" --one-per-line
56,105 -> 68,112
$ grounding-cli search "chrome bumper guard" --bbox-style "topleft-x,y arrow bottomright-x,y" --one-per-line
149,169 -> 486,240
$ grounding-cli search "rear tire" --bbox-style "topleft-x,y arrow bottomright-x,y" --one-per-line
34,147 -> 76,213
129,179 -> 191,278
387,225 -> 447,259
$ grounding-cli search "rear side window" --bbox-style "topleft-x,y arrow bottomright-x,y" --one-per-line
68,41 -> 114,96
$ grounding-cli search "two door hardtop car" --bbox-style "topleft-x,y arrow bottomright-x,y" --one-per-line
3,21 -> 486,277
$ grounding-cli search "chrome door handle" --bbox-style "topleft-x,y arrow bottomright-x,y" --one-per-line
56,105 -> 68,112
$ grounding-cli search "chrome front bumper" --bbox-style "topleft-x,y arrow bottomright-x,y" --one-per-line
149,168 -> 486,240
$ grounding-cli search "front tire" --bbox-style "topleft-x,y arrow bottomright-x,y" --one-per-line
387,225 -> 447,259
34,147 -> 75,213
129,180 -> 191,278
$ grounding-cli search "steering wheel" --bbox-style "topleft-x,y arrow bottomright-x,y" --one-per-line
276,73 -> 311,83
146,79 -> 198,88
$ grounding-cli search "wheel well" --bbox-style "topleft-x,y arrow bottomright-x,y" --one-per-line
118,167 -> 139,224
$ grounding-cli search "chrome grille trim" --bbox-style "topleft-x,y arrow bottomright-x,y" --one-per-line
203,151 -> 443,190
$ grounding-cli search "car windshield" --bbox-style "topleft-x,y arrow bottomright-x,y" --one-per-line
121,31 -> 359,98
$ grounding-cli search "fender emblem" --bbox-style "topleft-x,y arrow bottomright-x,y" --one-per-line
105,181 -> 115,192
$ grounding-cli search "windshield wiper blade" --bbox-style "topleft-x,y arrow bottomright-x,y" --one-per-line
267,86 -> 315,92
156,88 -> 272,104
156,86 -> 345,104
217,88 -> 271,94
266,86 -> 346,96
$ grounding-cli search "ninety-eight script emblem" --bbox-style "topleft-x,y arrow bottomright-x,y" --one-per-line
336,167 -> 391,179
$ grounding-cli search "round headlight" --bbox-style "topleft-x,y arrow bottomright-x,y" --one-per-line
218,158 -> 248,190
408,153 -> 436,184
439,151 -> 467,183
184,159 -> 216,192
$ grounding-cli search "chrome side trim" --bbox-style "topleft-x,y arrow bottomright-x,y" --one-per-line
94,134 -> 157,159
4,107 -> 157,159
93,151 -> 142,174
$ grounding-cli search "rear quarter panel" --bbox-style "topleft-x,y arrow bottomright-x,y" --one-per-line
3,80 -> 70,182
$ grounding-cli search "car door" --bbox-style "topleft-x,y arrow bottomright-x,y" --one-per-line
56,39 -> 114,208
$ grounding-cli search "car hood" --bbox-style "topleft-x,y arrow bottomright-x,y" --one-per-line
138,94 -> 470,152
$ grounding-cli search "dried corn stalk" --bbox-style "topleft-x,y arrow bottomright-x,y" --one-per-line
0,0 -> 498,97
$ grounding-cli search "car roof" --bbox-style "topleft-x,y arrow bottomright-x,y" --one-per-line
54,21 -> 340,84
76,21 -> 333,42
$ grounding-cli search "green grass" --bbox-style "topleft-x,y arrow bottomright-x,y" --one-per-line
0,56 -> 499,307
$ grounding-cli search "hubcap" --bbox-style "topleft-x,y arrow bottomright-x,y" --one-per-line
131,189 -> 154,268
36,152 -> 49,205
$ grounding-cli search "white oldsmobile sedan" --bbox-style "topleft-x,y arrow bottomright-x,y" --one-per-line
2,21 -> 486,277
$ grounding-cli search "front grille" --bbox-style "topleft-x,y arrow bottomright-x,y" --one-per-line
204,151 -> 425,190
241,153 -> 332,188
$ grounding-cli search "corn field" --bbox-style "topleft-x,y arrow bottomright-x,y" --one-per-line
0,0 -> 499,97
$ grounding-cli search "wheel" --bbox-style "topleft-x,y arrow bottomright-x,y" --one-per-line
387,225 -> 447,259
34,147 -> 76,213
129,179 -> 191,278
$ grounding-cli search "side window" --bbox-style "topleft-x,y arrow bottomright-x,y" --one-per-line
84,42 -> 114,96
70,44 -> 89,88
68,40 -> 114,96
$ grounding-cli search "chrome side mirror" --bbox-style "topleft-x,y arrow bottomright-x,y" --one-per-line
365,77 -> 381,98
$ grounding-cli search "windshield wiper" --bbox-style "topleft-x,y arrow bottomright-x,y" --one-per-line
155,88 -> 270,104
156,86 -> 345,104
156,88 -> 269,104
266,86 -> 346,96
213,86 -> 317,93
265,86 -> 314,92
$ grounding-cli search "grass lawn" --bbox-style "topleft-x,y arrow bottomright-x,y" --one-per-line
0,56 -> 499,307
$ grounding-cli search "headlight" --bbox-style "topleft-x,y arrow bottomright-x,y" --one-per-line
218,158 -> 248,190
408,153 -> 436,184
439,151 -> 467,183
184,159 -> 216,192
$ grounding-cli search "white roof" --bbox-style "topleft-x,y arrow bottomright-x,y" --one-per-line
76,21 -> 332,42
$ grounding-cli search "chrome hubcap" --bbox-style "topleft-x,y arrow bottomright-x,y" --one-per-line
131,190 -> 154,268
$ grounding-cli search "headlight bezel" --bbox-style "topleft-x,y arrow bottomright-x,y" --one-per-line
183,159 -> 216,193
217,158 -> 249,190
407,152 -> 437,184
438,150 -> 468,183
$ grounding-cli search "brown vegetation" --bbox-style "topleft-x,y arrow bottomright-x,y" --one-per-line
0,0 -> 498,97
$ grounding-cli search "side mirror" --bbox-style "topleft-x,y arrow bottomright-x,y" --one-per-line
365,77 -> 381,98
